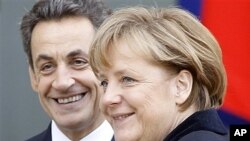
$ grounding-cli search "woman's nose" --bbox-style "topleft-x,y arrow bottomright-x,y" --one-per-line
101,83 -> 122,107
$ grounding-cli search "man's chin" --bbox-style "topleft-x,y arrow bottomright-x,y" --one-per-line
55,117 -> 85,130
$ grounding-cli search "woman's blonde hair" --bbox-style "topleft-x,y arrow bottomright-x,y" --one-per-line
89,6 -> 227,111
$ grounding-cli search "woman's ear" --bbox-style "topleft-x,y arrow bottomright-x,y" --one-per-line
175,70 -> 193,105
29,66 -> 38,92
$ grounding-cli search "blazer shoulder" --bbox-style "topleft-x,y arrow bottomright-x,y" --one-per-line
179,130 -> 229,141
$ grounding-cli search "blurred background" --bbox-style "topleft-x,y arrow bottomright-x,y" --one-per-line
0,0 -> 249,140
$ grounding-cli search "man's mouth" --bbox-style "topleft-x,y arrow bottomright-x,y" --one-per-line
56,93 -> 86,104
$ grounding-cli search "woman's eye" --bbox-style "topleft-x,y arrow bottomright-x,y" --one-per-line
100,80 -> 108,88
122,76 -> 136,84
100,80 -> 108,91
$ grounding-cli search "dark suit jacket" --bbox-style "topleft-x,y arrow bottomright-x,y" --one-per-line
164,109 -> 229,141
26,123 -> 52,141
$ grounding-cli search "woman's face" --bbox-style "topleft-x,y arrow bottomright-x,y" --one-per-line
99,40 -> 182,141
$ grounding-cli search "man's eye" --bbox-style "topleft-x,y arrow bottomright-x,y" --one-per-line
73,59 -> 87,65
71,58 -> 88,69
40,63 -> 54,74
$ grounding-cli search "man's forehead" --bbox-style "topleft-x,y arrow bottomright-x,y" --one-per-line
34,49 -> 88,63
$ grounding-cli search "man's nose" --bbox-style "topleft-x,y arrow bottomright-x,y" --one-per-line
52,65 -> 75,92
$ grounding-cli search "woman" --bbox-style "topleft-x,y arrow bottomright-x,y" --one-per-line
89,7 -> 228,141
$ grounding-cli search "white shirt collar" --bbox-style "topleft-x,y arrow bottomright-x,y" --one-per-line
51,120 -> 113,141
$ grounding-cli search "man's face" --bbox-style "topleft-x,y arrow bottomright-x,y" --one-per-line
30,17 -> 103,132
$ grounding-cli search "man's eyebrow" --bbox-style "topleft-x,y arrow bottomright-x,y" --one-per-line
34,49 -> 88,66
67,49 -> 88,58
35,54 -> 53,65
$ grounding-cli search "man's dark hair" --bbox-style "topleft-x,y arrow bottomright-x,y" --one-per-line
20,0 -> 112,69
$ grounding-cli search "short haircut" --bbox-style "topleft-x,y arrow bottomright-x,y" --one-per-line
20,0 -> 112,69
89,7 -> 227,111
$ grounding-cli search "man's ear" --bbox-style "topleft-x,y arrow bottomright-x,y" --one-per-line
29,66 -> 38,92
175,70 -> 193,105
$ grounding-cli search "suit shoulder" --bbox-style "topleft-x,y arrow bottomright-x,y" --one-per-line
25,124 -> 52,141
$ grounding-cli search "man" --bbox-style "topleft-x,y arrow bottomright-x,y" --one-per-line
20,0 -> 113,140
